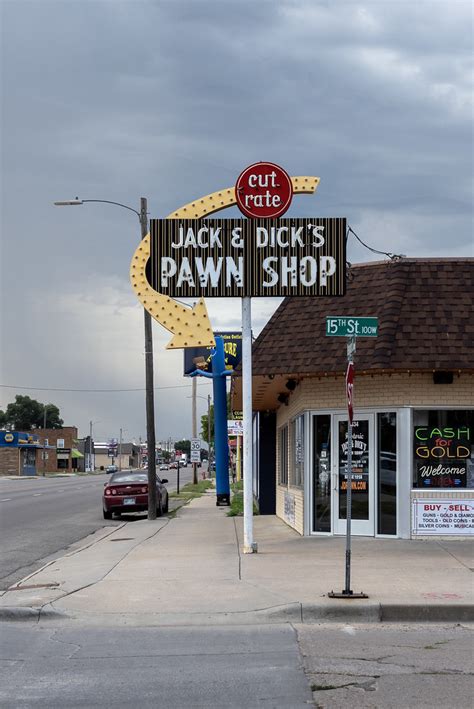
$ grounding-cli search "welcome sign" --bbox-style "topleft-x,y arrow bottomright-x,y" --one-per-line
149,217 -> 346,298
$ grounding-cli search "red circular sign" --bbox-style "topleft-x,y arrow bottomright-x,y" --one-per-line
235,162 -> 293,219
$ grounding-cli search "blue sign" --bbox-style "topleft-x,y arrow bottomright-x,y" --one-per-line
0,431 -> 40,447
184,331 -> 242,376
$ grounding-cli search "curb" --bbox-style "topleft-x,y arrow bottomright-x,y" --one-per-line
0,606 -> 69,622
2,602 -> 471,625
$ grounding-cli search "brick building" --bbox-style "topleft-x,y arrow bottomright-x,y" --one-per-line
32,427 -> 80,474
233,258 -> 474,538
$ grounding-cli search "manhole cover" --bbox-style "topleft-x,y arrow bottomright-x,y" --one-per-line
110,538 -> 135,542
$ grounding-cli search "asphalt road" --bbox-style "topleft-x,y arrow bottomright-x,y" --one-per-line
0,622 -> 471,708
0,623 -> 312,708
0,466 -> 197,591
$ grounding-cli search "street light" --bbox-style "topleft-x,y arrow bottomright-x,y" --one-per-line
89,419 -> 101,473
54,196 -> 158,519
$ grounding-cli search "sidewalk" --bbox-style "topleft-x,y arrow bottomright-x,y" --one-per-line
1,491 -> 472,625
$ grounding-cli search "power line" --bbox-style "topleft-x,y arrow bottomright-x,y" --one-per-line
0,383 -> 212,393
347,226 -> 406,261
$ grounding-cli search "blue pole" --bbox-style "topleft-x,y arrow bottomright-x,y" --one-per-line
189,336 -> 232,505
212,337 -> 231,504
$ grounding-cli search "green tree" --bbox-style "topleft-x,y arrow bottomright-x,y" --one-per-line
3,395 -> 63,430
200,393 -> 232,444
0,410 -> 7,428
174,439 -> 191,457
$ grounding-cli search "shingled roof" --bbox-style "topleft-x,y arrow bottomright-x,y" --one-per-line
252,258 -> 474,376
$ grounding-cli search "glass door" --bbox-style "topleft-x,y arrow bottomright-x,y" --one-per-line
334,414 -> 375,536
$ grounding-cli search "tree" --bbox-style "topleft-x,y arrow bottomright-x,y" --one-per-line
200,393 -> 231,445
2,395 -> 64,431
0,410 -> 7,428
174,439 -> 191,457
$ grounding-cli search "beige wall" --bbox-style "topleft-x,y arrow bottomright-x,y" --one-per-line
273,372 -> 474,536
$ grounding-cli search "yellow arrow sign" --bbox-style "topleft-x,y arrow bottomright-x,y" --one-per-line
130,176 -> 320,349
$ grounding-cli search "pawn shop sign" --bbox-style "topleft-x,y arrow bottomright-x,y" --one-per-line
236,162 -> 293,219
346,361 -> 354,424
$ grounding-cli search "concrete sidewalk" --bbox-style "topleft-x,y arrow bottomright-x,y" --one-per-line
1,491 -> 472,625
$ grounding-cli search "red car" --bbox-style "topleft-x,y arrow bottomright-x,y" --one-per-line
103,470 -> 169,519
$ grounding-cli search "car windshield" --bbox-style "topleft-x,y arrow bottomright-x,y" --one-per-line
109,473 -> 148,484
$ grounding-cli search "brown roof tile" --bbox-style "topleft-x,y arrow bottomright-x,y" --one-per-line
252,258 -> 474,375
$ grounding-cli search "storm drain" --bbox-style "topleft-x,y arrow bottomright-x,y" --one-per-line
9,583 -> 60,591
109,538 -> 135,542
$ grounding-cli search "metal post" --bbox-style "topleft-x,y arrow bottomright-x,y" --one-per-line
207,394 -> 211,479
141,197 -> 157,520
192,377 -> 198,484
119,428 -> 123,471
329,335 -> 367,599
43,407 -> 47,477
242,297 -> 256,553
344,404 -> 353,594
89,420 -> 93,473
177,459 -> 180,495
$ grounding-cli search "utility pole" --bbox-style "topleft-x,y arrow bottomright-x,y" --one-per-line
141,197 -> 157,520
89,420 -> 93,473
192,377 -> 198,484
43,406 -> 47,477
207,394 -> 211,479
119,428 -> 123,471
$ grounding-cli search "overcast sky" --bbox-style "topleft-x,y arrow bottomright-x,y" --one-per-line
1,0 -> 472,445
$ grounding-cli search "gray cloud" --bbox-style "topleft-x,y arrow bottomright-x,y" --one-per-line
1,0 -> 472,441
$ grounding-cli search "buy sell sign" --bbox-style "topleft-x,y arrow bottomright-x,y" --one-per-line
149,217 -> 346,298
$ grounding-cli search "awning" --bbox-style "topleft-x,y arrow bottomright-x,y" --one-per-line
71,448 -> 84,459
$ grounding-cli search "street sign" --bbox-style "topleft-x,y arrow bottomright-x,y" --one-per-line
190,438 -> 201,463
345,361 -> 354,425
326,316 -> 378,337
235,162 -> 293,219
228,420 -> 244,436
150,218 -> 346,298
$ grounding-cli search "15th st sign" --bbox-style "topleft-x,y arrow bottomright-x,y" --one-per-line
149,217 -> 346,298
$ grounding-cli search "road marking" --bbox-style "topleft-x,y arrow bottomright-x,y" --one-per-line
0,498 -> 12,502
33,493 -> 42,497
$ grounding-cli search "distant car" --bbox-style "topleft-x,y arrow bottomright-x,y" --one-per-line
106,465 -> 118,474
159,463 -> 169,471
103,470 -> 169,519
170,461 -> 178,469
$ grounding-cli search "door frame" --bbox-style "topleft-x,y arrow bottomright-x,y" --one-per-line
332,412 -> 375,536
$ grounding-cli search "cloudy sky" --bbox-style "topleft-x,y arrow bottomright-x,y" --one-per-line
1,0 -> 472,445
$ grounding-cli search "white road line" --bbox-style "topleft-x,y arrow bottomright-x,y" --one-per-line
33,493 -> 42,497
0,498 -> 12,502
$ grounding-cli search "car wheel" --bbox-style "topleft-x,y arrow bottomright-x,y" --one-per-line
103,508 -> 113,520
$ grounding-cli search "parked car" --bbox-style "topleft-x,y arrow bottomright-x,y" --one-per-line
159,463 -> 169,471
106,465 -> 118,474
170,462 -> 178,469
103,470 -> 169,519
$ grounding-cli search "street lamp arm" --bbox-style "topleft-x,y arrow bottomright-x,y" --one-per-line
54,198 -> 141,220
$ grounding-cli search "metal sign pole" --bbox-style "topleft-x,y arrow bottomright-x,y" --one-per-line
242,296 -> 257,554
344,336 -> 355,594
329,335 -> 367,599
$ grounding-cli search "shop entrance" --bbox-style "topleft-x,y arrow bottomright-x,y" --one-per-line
334,414 -> 375,536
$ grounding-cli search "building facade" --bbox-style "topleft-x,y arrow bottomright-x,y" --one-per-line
235,258 -> 474,538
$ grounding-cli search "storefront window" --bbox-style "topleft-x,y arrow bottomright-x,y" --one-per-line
57,459 -> 69,469
279,426 -> 288,485
291,415 -> 304,487
313,415 -> 331,532
413,410 -> 473,489
378,412 -> 397,535
338,419 -> 370,521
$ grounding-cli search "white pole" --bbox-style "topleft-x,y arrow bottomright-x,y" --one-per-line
242,296 -> 256,553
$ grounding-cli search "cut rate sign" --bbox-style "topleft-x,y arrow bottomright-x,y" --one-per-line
149,218 -> 346,298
